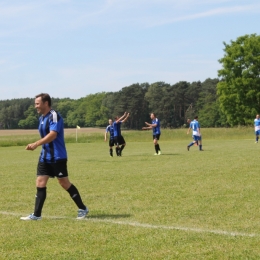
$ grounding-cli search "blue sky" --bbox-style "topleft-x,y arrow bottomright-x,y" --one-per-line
1,0 -> 260,100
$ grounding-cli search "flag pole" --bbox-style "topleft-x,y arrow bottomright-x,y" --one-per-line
76,125 -> 80,142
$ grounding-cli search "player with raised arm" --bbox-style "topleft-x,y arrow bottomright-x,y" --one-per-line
113,112 -> 130,156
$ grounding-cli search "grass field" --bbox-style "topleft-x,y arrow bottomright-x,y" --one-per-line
1,128 -> 260,259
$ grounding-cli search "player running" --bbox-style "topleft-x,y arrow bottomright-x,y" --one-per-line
254,114 -> 260,143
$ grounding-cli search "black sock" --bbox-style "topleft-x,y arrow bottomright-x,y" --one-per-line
155,144 -> 159,153
120,145 -> 125,152
116,147 -> 119,155
67,184 -> 86,210
157,144 -> 161,151
110,148 -> 113,156
34,187 -> 46,217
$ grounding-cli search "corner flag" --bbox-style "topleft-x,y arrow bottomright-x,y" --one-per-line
77,125 -> 81,129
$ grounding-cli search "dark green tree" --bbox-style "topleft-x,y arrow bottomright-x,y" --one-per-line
66,98 -> 87,128
57,99 -> 77,127
217,34 -> 260,125
18,105 -> 38,129
84,93 -> 107,127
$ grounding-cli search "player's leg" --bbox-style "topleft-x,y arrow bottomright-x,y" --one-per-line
187,136 -> 196,151
34,175 -> 49,217
59,177 -> 87,209
153,136 -> 159,155
255,131 -> 259,143
114,137 -> 120,156
55,161 -> 88,219
109,139 -> 114,157
119,136 -> 126,156
156,134 -> 161,155
198,136 -> 203,151
20,162 -> 50,220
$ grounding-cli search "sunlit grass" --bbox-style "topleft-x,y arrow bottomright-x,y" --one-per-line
1,129 -> 260,259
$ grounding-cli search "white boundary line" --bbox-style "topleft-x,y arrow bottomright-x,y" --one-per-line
0,211 -> 257,238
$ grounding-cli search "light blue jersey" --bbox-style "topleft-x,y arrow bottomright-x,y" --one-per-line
254,118 -> 260,133
187,118 -> 203,150
189,120 -> 200,136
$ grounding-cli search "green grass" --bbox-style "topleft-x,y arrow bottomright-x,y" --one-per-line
1,130 -> 260,259
0,127 -> 255,147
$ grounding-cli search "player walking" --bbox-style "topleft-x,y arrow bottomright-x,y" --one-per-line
142,113 -> 162,155
20,93 -> 88,220
187,116 -> 203,151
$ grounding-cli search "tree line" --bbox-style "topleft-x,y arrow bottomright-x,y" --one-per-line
0,78 -> 226,129
1,33 -> 259,129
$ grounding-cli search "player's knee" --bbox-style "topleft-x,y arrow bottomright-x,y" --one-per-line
36,176 -> 48,187
58,178 -> 71,190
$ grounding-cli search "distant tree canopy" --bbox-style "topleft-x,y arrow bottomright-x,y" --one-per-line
217,34 -> 260,126
1,33 -> 259,129
0,78 -> 225,129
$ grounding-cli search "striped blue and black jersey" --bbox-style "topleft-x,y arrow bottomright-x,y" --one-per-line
38,109 -> 67,163
106,125 -> 114,140
113,121 -> 122,137
152,118 -> 161,135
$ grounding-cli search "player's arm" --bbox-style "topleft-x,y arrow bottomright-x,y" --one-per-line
142,121 -> 155,130
145,121 -> 157,128
104,132 -> 107,141
115,112 -> 127,123
25,131 -> 57,151
142,126 -> 152,130
121,113 -> 130,123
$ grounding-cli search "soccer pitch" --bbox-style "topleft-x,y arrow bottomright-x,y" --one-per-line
1,134 -> 260,259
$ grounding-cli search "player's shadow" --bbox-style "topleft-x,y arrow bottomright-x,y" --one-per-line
158,153 -> 179,156
127,153 -> 180,157
88,214 -> 131,219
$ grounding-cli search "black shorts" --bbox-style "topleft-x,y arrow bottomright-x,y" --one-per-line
114,136 -> 125,145
109,139 -> 114,147
37,160 -> 68,178
153,134 -> 160,140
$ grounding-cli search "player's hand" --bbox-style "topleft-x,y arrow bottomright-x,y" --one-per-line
25,142 -> 38,151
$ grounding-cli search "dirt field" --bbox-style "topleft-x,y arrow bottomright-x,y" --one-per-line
0,128 -> 105,136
